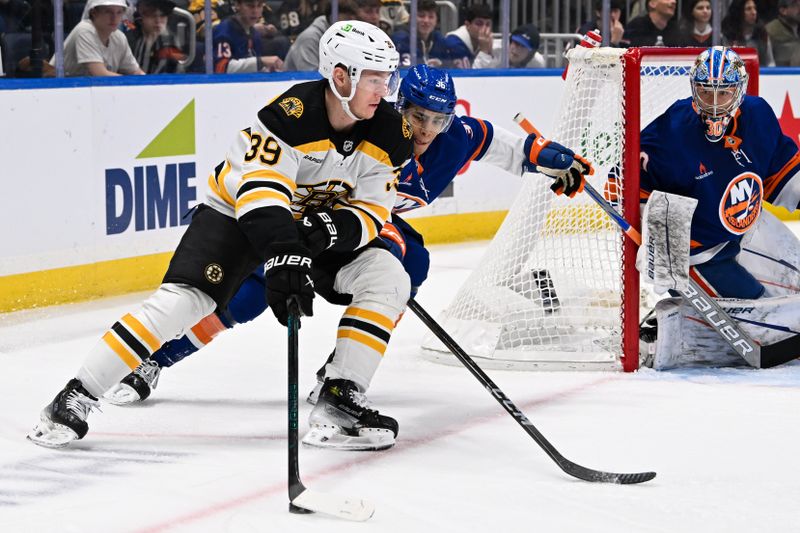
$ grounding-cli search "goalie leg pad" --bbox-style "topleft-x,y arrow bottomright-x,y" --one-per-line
738,210 -> 800,297
643,294 -> 800,370
636,191 -> 697,295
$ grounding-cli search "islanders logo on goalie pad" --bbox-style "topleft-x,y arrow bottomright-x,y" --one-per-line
719,172 -> 762,235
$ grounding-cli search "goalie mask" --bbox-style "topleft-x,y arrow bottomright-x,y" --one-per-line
396,64 -> 457,134
689,46 -> 748,143
318,20 -> 400,121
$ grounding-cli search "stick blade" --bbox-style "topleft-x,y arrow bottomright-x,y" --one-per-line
291,489 -> 375,521
563,460 -> 656,484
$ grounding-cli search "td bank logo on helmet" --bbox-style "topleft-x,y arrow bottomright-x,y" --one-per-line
719,172 -> 762,235
105,100 -> 198,236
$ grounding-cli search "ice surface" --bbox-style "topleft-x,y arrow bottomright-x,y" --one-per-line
1,241 -> 799,533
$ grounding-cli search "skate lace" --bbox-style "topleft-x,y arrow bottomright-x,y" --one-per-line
134,360 -> 161,389
66,390 -> 101,420
348,390 -> 372,409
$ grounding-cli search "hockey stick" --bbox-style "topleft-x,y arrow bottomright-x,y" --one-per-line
514,113 -> 800,369
286,302 -> 375,521
408,298 -> 656,484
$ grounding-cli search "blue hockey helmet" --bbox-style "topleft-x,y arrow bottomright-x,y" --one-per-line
397,64 -> 457,132
689,46 -> 748,142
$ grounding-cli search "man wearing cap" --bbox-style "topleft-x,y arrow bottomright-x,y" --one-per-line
765,0 -> 800,66
126,0 -> 185,74
55,0 -> 144,76
473,23 -> 545,69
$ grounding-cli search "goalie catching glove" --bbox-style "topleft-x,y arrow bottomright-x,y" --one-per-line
523,132 -> 593,197
265,242 -> 315,326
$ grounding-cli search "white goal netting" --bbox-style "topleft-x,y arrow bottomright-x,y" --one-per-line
421,47 -> 709,371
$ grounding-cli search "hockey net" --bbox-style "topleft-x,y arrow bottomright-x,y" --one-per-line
421,47 -> 759,372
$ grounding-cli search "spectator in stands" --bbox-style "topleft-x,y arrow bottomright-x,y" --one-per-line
758,0 -> 780,22
473,22 -> 544,69
392,0 -> 451,67
379,0 -> 408,34
55,0 -> 144,76
213,0 -> 283,73
126,0 -> 185,73
275,0 -> 327,42
282,0 -> 355,71
722,0 -> 775,66
765,0 -> 800,65
0,0 -> 29,34
253,1 -> 291,58
623,0 -> 682,46
354,0 -> 380,28
577,0 -> 626,47
188,0 -> 225,38
445,2 -> 493,68
678,0 -> 713,46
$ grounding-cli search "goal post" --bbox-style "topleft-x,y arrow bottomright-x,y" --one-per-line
421,46 -> 760,372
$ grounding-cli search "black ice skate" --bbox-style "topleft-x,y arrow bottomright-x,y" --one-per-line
306,350 -> 336,405
27,378 -> 101,448
104,359 -> 161,406
303,379 -> 398,451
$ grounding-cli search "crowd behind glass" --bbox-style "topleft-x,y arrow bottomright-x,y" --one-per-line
0,0 -> 798,78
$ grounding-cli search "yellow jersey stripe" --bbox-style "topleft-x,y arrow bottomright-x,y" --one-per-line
102,331 -> 142,370
241,169 -> 297,192
121,313 -> 161,352
236,190 -> 291,211
348,200 -> 391,223
294,140 -> 335,154
343,306 -> 395,331
215,161 -> 236,206
337,329 -> 388,356
342,207 -> 379,241
357,141 -> 392,166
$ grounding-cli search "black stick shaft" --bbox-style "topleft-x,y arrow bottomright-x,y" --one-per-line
408,298 -> 655,485
287,308 -> 312,513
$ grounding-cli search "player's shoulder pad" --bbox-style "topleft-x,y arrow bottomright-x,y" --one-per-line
364,99 -> 414,167
257,79 -> 329,147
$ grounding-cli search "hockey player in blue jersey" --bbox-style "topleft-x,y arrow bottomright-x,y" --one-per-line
636,46 -> 800,369
106,64 -> 592,448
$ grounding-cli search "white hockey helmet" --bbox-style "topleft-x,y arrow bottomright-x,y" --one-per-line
318,20 -> 400,120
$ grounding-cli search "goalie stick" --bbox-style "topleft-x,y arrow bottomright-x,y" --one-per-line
408,298 -> 656,484
514,113 -> 800,369
286,303 -> 375,521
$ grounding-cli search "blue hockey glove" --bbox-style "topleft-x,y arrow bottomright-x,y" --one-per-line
523,133 -> 593,198
264,242 -> 314,326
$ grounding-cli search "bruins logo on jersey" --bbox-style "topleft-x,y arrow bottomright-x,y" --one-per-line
293,180 -> 353,213
279,97 -> 304,118
401,117 -> 412,139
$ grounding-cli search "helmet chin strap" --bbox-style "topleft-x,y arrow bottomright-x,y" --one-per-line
327,76 -> 365,122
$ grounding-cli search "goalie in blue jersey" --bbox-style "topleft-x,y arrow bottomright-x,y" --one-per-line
636,46 -> 800,369
105,64 -> 592,450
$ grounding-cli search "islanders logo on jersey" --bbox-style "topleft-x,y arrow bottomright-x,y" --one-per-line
719,172 -> 762,235
279,97 -> 304,118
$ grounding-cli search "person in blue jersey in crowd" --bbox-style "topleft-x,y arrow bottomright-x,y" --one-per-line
636,46 -> 800,369
106,64 -> 592,450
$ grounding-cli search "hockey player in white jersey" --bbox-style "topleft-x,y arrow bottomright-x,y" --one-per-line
27,20 -> 413,449
635,47 -> 800,369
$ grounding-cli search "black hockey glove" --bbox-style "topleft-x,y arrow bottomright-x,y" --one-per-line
264,242 -> 314,326
523,133 -> 593,198
297,208 -> 339,256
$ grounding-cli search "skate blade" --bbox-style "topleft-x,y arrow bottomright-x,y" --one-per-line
26,417 -> 79,449
302,426 -> 395,451
103,383 -> 142,406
